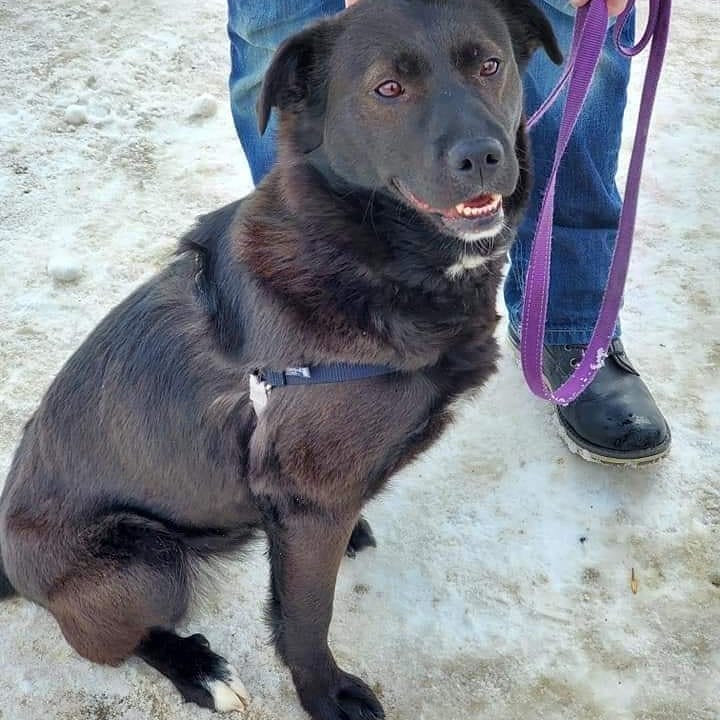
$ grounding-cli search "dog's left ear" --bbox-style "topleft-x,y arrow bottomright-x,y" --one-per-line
257,20 -> 341,147
493,0 -> 564,69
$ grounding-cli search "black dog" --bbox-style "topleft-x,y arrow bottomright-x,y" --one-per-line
0,1 -> 560,718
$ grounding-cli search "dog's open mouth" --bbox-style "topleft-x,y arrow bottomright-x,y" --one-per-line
392,179 -> 504,239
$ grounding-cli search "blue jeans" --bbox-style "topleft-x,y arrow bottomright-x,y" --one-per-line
227,0 -> 633,345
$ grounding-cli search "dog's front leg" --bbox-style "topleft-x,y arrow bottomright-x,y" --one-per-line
258,498 -> 385,720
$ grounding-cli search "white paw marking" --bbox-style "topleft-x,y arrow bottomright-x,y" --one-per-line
205,664 -> 251,714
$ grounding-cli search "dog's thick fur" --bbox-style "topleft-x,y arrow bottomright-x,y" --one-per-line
0,1 -> 560,717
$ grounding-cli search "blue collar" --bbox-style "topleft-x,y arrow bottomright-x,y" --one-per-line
259,363 -> 397,388
249,363 -> 398,413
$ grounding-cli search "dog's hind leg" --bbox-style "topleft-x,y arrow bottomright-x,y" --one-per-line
45,513 -> 248,712
46,513 -> 191,666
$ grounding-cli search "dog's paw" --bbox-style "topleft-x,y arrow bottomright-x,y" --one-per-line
302,670 -> 385,720
205,662 -> 251,713
144,631 -> 250,714
346,517 -> 377,559
335,672 -> 385,719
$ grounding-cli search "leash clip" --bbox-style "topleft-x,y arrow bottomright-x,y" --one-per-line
249,372 -> 272,414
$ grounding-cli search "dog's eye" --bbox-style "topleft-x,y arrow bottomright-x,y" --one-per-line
479,58 -> 501,77
375,80 -> 405,99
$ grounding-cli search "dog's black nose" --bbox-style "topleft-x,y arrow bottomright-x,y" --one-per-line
448,138 -> 505,182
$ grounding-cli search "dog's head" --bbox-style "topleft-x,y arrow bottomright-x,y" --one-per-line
258,0 -> 561,244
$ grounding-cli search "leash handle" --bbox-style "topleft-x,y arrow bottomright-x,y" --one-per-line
520,0 -> 672,406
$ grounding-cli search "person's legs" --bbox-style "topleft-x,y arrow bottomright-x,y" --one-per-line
505,2 -> 670,464
226,0 -> 669,464
227,0 -> 344,185
505,2 -> 633,344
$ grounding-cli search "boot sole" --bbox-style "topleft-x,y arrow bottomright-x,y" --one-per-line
507,334 -> 671,467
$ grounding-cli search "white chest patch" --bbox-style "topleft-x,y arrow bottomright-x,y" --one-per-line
445,255 -> 491,279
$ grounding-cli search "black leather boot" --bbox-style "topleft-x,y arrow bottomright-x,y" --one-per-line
509,326 -> 671,465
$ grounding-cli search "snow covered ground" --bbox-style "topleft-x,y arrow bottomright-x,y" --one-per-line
0,1 -> 718,719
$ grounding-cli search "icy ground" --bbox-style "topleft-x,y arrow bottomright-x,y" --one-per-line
0,1 -> 718,719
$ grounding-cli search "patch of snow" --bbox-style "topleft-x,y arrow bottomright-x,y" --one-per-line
188,93 -> 219,120
64,104 -> 88,126
47,251 -> 85,283
590,347 -> 608,371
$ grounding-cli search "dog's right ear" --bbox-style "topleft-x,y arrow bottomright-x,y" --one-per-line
257,21 -> 341,137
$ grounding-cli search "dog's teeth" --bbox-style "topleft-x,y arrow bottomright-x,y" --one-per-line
455,195 -> 503,219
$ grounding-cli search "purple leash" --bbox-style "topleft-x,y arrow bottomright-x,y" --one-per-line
520,0 -> 672,406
